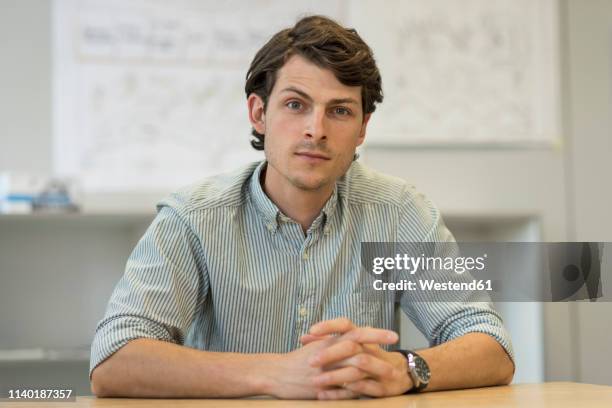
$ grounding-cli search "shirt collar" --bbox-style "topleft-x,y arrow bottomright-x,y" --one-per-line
248,160 -> 340,234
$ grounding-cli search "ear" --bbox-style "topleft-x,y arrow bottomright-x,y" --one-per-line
356,113 -> 371,147
247,93 -> 266,135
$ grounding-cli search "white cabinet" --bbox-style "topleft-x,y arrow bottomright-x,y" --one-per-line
0,213 -> 153,395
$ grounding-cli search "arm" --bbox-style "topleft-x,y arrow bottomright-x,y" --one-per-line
301,318 -> 514,398
416,332 -> 514,392
91,328 -> 400,398
395,192 -> 515,389
91,338 -> 271,398
89,203 -> 216,397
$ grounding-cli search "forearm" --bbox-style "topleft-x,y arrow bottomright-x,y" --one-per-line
91,338 -> 278,398
417,332 -> 514,392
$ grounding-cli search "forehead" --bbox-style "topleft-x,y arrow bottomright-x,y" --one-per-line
273,54 -> 362,102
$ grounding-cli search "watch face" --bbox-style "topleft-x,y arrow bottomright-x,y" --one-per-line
413,354 -> 431,383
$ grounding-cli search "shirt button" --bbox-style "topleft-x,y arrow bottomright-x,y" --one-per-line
299,307 -> 308,317
267,223 -> 274,231
302,252 -> 309,260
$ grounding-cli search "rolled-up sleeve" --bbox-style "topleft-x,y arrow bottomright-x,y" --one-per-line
89,202 -> 207,378
397,188 -> 515,364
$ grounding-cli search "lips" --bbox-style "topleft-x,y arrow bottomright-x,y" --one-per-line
295,151 -> 331,160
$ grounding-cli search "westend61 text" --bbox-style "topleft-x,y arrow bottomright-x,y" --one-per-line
373,279 -> 493,292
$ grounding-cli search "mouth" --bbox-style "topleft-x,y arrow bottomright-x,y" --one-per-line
295,151 -> 331,162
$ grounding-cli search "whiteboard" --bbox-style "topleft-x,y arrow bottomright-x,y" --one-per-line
351,0 -> 560,147
53,0 -> 559,193
52,0 -> 348,192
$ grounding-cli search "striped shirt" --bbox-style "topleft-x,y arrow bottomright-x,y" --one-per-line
90,160 -> 513,377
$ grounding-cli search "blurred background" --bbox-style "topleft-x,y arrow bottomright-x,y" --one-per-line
1,0 -> 611,395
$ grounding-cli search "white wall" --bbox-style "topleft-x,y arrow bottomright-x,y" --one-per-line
0,0 -> 52,173
564,0 -> 612,385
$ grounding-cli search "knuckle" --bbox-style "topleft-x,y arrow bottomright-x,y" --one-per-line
343,340 -> 359,355
347,366 -> 361,378
355,354 -> 370,367
352,367 -> 366,380
324,373 -> 336,384
351,381 -> 364,392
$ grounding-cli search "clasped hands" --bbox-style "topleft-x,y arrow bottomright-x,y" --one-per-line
268,317 -> 413,400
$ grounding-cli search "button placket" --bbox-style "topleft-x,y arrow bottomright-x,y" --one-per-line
296,250 -> 310,340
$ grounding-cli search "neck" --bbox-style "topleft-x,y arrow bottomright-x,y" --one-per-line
261,165 -> 334,234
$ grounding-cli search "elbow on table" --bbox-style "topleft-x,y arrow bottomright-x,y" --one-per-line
90,359 -> 119,397
499,355 -> 516,386
500,368 -> 514,386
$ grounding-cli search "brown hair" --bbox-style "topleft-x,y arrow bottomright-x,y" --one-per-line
245,15 -> 383,150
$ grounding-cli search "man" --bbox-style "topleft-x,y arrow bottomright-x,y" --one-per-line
90,15 -> 514,399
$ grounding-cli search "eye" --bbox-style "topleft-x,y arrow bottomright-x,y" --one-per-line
333,106 -> 352,116
286,100 -> 302,110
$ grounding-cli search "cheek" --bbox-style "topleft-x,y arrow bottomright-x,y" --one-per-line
268,115 -> 301,144
275,115 -> 304,137
264,117 -> 298,164
330,124 -> 363,150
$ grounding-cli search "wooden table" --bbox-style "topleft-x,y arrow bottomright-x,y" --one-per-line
1,383 -> 611,407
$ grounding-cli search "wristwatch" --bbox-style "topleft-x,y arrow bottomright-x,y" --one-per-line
396,349 -> 430,393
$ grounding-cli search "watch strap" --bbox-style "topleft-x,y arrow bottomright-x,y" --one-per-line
396,349 -> 429,393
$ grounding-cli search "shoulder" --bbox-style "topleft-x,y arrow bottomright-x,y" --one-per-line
342,161 -> 421,208
342,161 -> 442,238
156,161 -> 261,216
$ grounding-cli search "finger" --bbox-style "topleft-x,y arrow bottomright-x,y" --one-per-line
309,340 -> 363,367
345,379 -> 386,398
309,317 -> 355,336
340,327 -> 399,345
300,334 -> 320,345
317,388 -> 359,400
299,333 -> 330,345
362,343 -> 385,356
313,366 -> 368,387
338,352 -> 399,380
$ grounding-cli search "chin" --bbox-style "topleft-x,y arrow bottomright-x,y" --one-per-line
291,176 -> 331,191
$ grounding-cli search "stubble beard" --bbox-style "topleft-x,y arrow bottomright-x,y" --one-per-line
288,154 -> 354,192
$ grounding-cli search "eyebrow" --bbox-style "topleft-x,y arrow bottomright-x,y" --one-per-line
280,86 -> 359,106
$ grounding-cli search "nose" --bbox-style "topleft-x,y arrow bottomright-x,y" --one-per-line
304,106 -> 327,142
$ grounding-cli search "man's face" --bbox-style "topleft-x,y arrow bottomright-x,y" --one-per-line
249,54 -> 370,194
